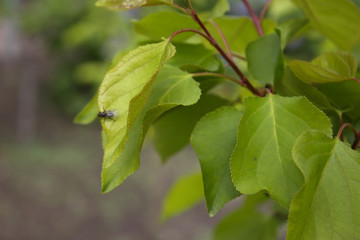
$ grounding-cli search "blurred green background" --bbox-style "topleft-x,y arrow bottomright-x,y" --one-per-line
2,0 -> 358,239
0,0 -> 239,239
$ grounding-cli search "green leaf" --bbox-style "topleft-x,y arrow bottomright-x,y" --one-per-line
275,18 -> 309,48
168,43 -> 221,72
152,95 -> 229,161
317,80 -> 360,120
201,0 -> 229,19
289,51 -> 358,84
134,11 -> 199,42
96,0 -> 173,10
191,107 -> 242,216
214,194 -> 278,240
74,92 -> 99,125
101,65 -> 201,193
161,172 -> 204,222
230,95 -> 332,207
204,17 -> 276,54
288,131 -> 360,240
292,0 -> 360,50
275,66 -> 333,111
246,33 -> 283,85
98,40 -> 175,168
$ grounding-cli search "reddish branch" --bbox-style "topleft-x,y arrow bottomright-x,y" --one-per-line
242,0 -> 264,36
336,123 -> 360,149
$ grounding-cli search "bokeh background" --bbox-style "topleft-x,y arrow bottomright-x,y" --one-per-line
2,0 -> 358,239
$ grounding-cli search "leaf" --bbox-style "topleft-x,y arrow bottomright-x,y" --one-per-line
96,0 -> 173,10
134,11 -> 199,42
161,172 -> 204,222
204,17 -> 276,54
292,0 -> 360,50
246,33 -> 283,85
98,40 -> 175,169
289,51 -> 358,84
275,18 -> 309,48
74,92 -> 99,125
317,80 -> 360,120
152,95 -> 229,162
168,43 -> 221,72
101,65 -> 201,193
288,131 -> 360,240
230,95 -> 332,207
214,194 -> 278,240
191,107 -> 242,216
201,0 -> 229,19
275,66 -> 333,111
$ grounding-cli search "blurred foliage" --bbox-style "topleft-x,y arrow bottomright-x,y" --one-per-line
17,0 -> 133,114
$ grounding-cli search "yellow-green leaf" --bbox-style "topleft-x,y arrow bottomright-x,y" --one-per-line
101,65 -> 201,193
292,0 -> 360,50
161,172 -> 204,222
288,131 -> 360,239
289,51 -> 358,84
98,40 -> 175,168
96,0 -> 173,10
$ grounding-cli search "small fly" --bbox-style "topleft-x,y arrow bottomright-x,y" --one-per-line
98,110 -> 117,119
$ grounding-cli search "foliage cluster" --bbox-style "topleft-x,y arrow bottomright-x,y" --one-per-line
76,0 -> 360,239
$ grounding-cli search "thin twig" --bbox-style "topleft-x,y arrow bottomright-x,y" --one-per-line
351,132 -> 360,150
231,51 -> 247,61
184,0 -> 260,95
168,28 -> 212,42
259,0 -> 272,22
336,123 -> 359,149
173,3 -> 190,14
209,19 -> 233,61
192,72 -> 242,85
242,0 -> 264,36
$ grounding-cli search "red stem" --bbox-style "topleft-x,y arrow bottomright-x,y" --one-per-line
192,72 -> 241,85
169,28 -> 211,42
243,0 -> 264,36
352,133 -> 360,150
336,123 -> 359,149
259,0 -> 272,22
185,2 -> 260,95
209,19 -> 233,61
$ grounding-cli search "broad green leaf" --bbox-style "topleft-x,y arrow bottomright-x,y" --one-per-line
191,107 -> 242,216
214,194 -> 278,240
168,43 -> 221,72
275,66 -> 332,110
153,95 -> 229,162
230,95 -> 332,207
288,131 -> 360,240
74,92 -> 99,125
161,172 -> 204,222
317,80 -> 360,120
101,65 -> 201,193
275,18 -> 309,48
204,17 -> 276,54
74,49 -> 133,125
96,0 -> 173,10
134,11 -> 199,42
98,40 -> 175,168
246,33 -> 283,85
292,0 -> 360,50
289,51 -> 358,84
